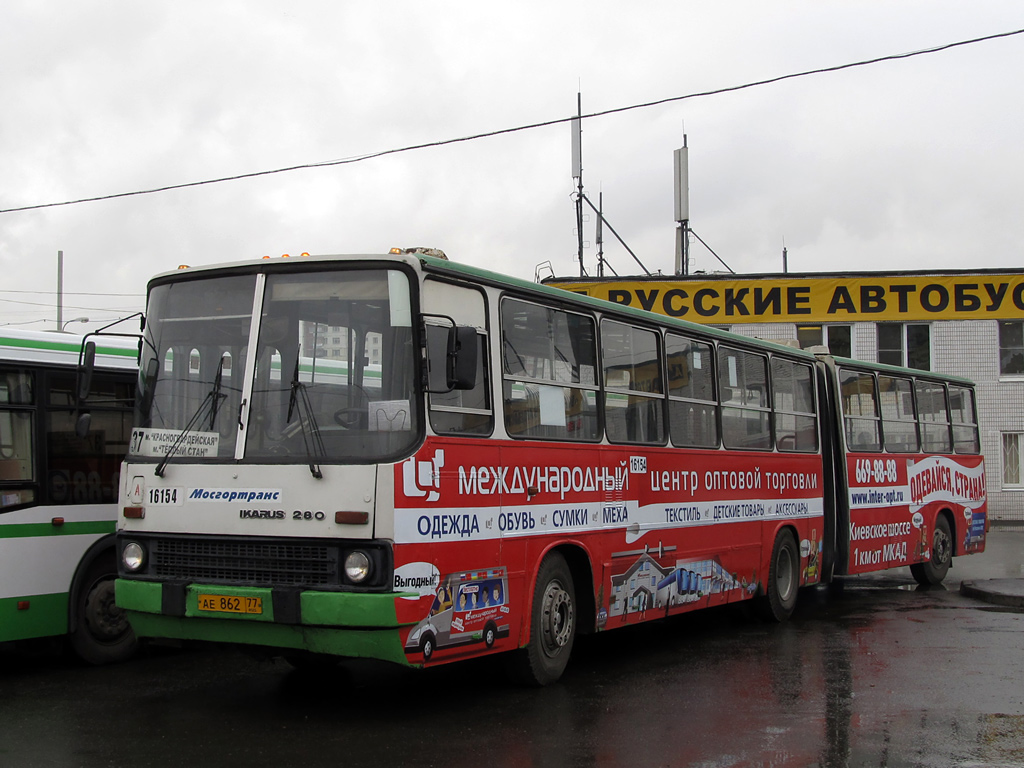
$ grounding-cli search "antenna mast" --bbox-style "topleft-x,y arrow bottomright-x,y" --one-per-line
572,93 -> 585,276
673,134 -> 690,275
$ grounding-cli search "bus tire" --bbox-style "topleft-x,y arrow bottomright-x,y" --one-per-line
756,529 -> 799,623
69,557 -> 137,665
910,515 -> 952,586
506,552 -> 575,687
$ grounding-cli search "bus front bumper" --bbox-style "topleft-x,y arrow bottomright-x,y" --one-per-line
115,578 -> 417,666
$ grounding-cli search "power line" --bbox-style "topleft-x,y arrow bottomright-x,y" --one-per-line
1,26 -> 1021,216
0,296 -> 141,312
0,288 -> 144,297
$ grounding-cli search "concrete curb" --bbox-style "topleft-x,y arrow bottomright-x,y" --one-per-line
959,579 -> 1024,609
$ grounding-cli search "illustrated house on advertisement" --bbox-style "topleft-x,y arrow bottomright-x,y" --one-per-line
611,554 -> 748,619
609,553 -> 671,619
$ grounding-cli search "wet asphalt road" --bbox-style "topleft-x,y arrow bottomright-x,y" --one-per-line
3,531 -> 1024,768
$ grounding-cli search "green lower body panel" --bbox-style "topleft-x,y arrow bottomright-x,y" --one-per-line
0,593 -> 69,643
116,579 -> 413,667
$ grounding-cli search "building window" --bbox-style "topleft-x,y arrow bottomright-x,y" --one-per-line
827,326 -> 852,358
999,321 -> 1024,375
1002,432 -> 1023,487
797,325 -> 851,357
877,323 -> 930,370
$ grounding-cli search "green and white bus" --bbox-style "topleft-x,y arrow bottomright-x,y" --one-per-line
0,328 -> 138,663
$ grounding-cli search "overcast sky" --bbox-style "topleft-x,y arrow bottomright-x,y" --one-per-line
2,2 -> 1023,331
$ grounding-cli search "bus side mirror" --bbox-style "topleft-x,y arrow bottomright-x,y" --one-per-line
77,341 -> 96,403
448,326 -> 478,390
75,411 -> 92,439
139,357 -> 160,417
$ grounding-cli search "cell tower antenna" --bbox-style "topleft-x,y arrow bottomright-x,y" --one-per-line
571,92 -> 585,276
673,131 -> 690,275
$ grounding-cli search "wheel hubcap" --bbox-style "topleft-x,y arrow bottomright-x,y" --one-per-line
777,548 -> 795,600
85,580 -> 129,641
540,580 -> 573,656
933,526 -> 951,565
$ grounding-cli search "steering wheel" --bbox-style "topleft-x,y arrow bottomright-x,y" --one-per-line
333,407 -> 367,429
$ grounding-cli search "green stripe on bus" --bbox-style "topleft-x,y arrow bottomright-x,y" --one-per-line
0,335 -> 137,359
0,593 -> 69,642
124,612 -> 411,666
117,579 -> 410,664
0,520 -> 115,539
115,578 -> 163,614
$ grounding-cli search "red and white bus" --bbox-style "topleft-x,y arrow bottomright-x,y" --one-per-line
112,251 -> 986,684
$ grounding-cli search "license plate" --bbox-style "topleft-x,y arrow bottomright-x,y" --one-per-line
197,593 -> 263,615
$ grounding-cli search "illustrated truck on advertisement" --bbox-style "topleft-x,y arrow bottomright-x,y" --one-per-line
405,567 -> 510,660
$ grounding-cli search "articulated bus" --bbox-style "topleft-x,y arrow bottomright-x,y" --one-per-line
112,251 -> 986,685
1,329 -> 138,663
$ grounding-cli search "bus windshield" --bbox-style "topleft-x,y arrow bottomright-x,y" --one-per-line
132,267 -> 420,465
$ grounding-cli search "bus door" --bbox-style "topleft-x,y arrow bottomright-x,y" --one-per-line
419,277 -> 500,568
814,356 -> 844,581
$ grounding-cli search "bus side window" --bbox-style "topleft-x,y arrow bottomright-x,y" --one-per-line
45,374 -> 133,506
718,347 -> 771,450
916,381 -> 951,453
839,369 -> 880,452
949,385 -> 980,454
878,375 -> 918,453
601,320 -> 665,445
771,357 -> 817,453
500,299 -> 599,441
427,324 -> 493,436
666,334 -> 718,448
0,370 -> 36,509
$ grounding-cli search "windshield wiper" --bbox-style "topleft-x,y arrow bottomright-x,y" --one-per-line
154,363 -> 226,477
287,357 -> 326,479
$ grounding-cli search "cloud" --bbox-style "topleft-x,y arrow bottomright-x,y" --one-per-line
2,1 -> 1023,329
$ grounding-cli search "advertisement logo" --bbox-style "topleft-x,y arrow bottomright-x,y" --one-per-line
393,562 -> 441,598
402,449 -> 445,503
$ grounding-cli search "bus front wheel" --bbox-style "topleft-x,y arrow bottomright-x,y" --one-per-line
910,516 -> 952,586
506,552 -> 575,686
69,557 -> 137,665
756,529 -> 799,622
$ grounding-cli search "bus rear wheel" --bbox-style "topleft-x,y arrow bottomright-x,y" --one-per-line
910,516 -> 952,586
506,552 -> 575,686
756,529 -> 799,622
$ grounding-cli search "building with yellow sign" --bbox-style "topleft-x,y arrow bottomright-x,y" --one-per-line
545,269 -> 1024,523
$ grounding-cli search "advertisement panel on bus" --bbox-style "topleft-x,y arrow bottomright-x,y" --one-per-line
394,436 -> 825,663
404,567 -> 510,659
844,452 -> 986,573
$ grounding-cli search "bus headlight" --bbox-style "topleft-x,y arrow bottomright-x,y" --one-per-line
344,551 -> 372,583
122,542 -> 145,572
